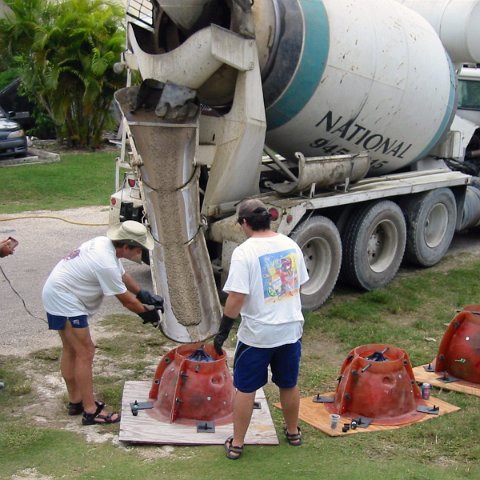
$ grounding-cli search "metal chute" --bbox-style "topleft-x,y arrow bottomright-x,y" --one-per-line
115,86 -> 222,342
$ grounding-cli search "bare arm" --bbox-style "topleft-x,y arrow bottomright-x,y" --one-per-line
115,291 -> 147,314
224,291 -> 246,318
122,272 -> 141,295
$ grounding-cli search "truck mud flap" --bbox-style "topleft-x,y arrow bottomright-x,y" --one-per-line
115,87 -> 221,343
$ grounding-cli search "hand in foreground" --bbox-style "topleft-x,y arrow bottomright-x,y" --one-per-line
0,237 -> 18,258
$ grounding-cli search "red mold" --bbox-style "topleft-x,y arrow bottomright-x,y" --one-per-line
434,305 -> 480,384
326,344 -> 426,425
147,343 -> 234,425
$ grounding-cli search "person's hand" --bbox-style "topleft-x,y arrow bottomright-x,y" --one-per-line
213,314 -> 235,355
136,289 -> 164,312
138,308 -> 160,327
0,237 -> 18,258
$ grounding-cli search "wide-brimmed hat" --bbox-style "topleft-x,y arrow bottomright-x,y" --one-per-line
107,221 -> 154,250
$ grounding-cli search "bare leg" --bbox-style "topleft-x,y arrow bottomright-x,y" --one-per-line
58,333 -> 81,404
232,390 -> 256,447
279,386 -> 300,435
59,322 -> 96,413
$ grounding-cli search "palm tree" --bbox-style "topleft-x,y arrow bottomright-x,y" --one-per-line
0,0 -> 125,147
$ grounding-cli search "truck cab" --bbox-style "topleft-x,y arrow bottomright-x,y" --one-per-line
457,66 -> 480,126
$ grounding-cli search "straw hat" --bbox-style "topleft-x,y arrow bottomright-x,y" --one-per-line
107,221 -> 154,250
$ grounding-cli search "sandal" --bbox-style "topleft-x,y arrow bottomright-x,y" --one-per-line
224,436 -> 243,460
284,426 -> 302,446
67,401 -> 83,416
82,401 -> 120,426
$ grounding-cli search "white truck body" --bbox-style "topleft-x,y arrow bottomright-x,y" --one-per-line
112,0 -> 480,342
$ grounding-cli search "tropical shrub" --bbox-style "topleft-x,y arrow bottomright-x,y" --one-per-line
0,0 -> 126,147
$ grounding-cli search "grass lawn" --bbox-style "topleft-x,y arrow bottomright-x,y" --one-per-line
0,150 -> 118,214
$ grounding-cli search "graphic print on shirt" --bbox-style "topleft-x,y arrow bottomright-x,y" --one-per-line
64,249 -> 80,261
259,248 -> 300,303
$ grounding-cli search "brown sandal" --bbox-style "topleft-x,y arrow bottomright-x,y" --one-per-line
224,436 -> 243,460
82,401 -> 120,426
284,426 -> 302,446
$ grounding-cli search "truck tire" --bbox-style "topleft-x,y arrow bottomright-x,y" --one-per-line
341,200 -> 406,290
403,188 -> 457,267
290,216 -> 342,311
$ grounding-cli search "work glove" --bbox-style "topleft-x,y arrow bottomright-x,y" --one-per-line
138,308 -> 160,327
137,289 -> 164,312
213,314 -> 236,355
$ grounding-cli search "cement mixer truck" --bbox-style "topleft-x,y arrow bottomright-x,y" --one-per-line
111,0 -> 480,343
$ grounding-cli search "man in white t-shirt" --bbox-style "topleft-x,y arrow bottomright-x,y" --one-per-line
214,199 -> 309,460
42,221 -> 163,426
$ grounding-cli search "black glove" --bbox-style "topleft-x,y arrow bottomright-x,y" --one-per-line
213,314 -> 236,355
137,289 -> 164,312
138,308 -> 160,327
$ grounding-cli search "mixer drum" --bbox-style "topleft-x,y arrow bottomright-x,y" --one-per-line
147,343 -> 234,425
258,0 -> 456,174
434,305 -> 480,384
326,344 -> 426,425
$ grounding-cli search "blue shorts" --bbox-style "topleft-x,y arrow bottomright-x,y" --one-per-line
233,340 -> 302,393
47,313 -> 89,330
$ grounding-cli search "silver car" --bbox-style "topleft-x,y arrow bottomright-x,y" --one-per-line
0,106 -> 27,158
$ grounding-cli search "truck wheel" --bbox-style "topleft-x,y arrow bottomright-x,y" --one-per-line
403,188 -> 456,267
341,200 -> 406,290
290,216 -> 342,311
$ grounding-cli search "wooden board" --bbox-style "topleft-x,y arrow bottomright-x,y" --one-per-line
119,381 -> 279,445
275,393 -> 460,437
413,365 -> 480,397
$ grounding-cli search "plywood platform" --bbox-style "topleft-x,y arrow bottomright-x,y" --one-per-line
413,365 -> 480,397
119,381 -> 279,445
275,393 -> 460,437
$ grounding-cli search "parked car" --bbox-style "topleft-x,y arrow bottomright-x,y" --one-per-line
0,105 -> 27,158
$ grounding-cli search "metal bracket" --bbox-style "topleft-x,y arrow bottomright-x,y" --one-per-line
423,364 -> 435,372
197,421 -> 215,433
312,394 -> 334,403
130,400 -> 154,416
353,416 -> 373,428
437,374 -> 460,383
416,405 -> 439,415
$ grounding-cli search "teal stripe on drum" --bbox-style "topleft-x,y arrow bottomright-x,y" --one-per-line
266,0 -> 330,131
